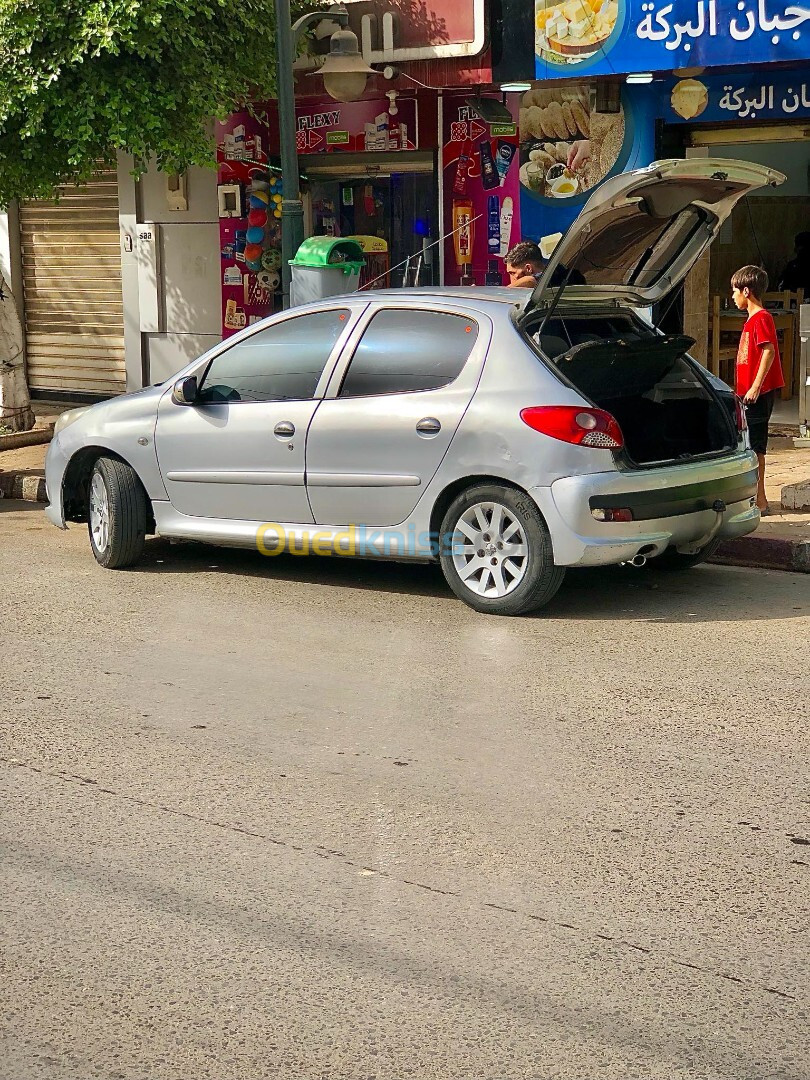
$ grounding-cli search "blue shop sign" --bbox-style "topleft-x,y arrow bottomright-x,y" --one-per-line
666,71 -> 810,121
535,0 -> 810,78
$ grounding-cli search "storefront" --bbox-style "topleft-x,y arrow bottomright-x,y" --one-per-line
660,70 -> 810,418
215,0 -> 491,335
491,0 -> 810,420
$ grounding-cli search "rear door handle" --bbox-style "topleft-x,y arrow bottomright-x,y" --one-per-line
416,417 -> 441,436
274,420 -> 295,439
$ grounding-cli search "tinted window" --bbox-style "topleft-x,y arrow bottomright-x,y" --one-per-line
339,310 -> 478,398
199,309 -> 350,403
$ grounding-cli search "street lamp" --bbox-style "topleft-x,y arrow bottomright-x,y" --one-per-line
274,1 -> 375,307
315,28 -> 376,102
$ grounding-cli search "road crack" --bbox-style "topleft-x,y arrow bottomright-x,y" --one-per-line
3,756 -> 800,1005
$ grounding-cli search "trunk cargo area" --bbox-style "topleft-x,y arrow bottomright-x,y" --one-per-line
529,316 -> 738,467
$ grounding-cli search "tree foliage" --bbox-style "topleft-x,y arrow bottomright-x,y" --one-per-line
0,0 -> 303,206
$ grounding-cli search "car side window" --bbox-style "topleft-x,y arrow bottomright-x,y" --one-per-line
198,309 -> 351,403
338,309 -> 479,398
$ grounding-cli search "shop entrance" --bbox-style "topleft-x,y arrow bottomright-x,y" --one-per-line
665,125 -> 810,425
306,154 -> 438,289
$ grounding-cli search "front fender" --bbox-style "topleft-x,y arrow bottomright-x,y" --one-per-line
54,389 -> 169,504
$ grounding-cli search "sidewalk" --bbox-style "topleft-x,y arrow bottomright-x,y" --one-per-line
3,425 -> 810,571
710,435 -> 810,572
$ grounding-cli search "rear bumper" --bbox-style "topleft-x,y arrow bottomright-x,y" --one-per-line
531,452 -> 759,567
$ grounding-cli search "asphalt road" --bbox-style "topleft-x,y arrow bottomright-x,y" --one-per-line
1,500 -> 808,1080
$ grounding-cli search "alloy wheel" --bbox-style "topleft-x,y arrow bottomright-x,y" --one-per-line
89,472 -> 110,554
451,501 -> 528,598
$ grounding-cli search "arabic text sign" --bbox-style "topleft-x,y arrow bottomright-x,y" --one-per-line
535,0 -> 810,78
667,73 -> 810,121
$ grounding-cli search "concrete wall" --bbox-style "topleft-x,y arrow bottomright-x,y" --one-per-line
118,155 -> 221,390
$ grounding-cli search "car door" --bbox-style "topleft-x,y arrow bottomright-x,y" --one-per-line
305,304 -> 490,527
154,306 -> 360,522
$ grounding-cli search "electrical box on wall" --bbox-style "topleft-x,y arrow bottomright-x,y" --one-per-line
136,223 -> 163,333
218,183 -> 244,218
166,172 -> 188,212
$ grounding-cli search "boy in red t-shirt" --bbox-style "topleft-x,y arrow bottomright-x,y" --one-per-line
731,264 -> 785,514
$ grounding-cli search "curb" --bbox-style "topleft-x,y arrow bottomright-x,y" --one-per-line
711,535 -> 810,573
0,426 -> 53,452
0,471 -> 47,503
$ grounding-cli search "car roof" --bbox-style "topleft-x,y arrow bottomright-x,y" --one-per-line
353,286 -> 530,307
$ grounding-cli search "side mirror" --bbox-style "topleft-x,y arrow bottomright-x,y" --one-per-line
172,375 -> 198,405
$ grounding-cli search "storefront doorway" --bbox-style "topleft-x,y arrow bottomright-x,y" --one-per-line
305,153 -> 438,289
664,124 -> 810,425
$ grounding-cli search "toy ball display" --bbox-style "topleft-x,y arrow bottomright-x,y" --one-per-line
262,248 -> 282,271
249,191 -> 269,209
257,269 -> 280,292
248,208 -> 268,227
244,243 -> 263,263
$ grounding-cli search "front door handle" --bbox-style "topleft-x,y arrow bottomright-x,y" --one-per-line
274,420 -> 295,439
416,417 -> 441,436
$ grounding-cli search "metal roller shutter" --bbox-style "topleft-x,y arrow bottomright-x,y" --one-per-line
19,172 -> 126,396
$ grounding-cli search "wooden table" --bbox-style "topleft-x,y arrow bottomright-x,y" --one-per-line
711,306 -> 795,400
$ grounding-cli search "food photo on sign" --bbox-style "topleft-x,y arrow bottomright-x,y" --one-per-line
535,0 -> 620,65
535,0 -> 810,78
517,81 -> 657,256
518,83 -> 624,200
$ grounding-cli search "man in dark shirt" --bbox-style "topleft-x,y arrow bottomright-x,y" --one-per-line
505,240 -> 586,289
505,241 -> 546,288
778,231 -> 810,296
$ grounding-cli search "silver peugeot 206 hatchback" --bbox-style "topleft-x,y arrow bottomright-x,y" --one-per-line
45,158 -> 784,615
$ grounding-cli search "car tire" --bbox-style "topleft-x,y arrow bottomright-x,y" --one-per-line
439,484 -> 565,616
88,457 -> 147,569
652,538 -> 722,571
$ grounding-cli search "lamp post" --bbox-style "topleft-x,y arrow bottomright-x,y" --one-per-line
274,0 -> 375,307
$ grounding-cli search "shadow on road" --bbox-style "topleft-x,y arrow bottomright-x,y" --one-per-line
129,537 -> 808,624
0,499 -> 46,515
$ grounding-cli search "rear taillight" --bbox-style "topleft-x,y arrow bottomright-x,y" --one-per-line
520,405 -> 624,449
735,397 -> 748,433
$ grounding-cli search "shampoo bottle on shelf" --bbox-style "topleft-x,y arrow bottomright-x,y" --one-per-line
452,199 -> 474,270
479,140 -> 500,190
485,259 -> 502,286
487,195 -> 501,257
453,141 -> 474,196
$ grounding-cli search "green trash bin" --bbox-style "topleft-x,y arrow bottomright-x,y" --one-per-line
289,237 -> 366,306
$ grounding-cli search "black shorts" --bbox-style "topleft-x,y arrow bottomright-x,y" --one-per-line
746,389 -> 775,455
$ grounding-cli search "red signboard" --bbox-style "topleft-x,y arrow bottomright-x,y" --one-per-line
341,0 -> 485,61
296,97 -> 418,154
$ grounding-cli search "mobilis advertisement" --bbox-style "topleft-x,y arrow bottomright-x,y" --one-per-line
442,96 -> 521,286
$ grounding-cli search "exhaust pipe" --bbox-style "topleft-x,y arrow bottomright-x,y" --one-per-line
629,553 -> 647,567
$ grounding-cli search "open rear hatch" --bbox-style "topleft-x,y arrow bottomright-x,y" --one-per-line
519,158 -> 784,467
520,158 -> 784,314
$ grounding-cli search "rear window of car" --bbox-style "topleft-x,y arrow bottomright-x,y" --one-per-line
339,309 -> 478,398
